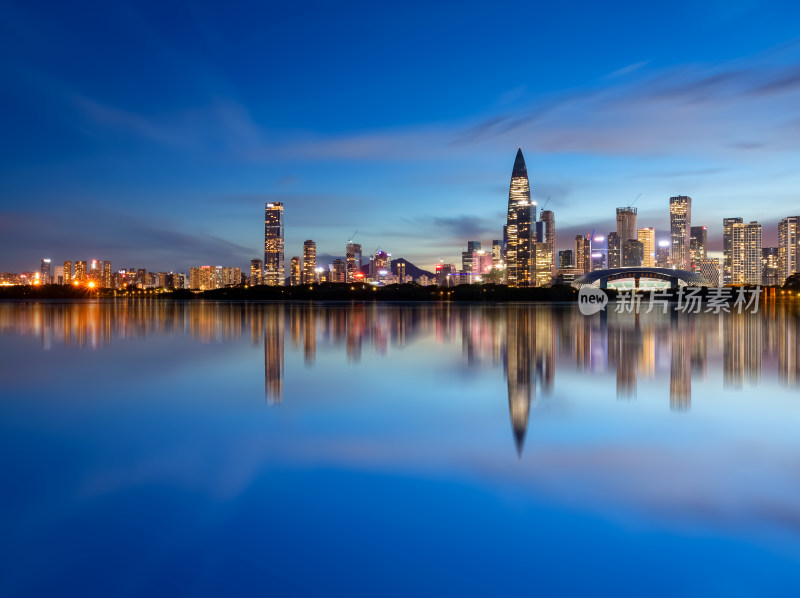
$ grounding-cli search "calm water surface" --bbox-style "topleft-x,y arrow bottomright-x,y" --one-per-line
1,300 -> 800,596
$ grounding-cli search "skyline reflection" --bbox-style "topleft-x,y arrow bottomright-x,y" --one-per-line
2,300 -> 798,456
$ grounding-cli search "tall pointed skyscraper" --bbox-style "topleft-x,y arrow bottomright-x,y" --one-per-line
264,202 -> 285,286
506,148 -> 533,287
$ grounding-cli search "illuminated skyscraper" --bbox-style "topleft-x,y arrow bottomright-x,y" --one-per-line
462,241 -> 481,273
607,232 -> 620,268
332,259 -> 346,283
346,242 -> 362,282
762,248 -> 780,287
533,243 -> 552,287
778,216 -> 799,285
102,261 -> 112,288
731,221 -> 762,285
397,260 -> 406,282
616,207 -> 638,243
290,257 -> 302,286
669,195 -> 692,269
302,240 -> 316,284
506,149 -> 533,287
575,235 -> 591,274
250,258 -> 263,285
638,228 -> 655,267
63,261 -> 72,285
540,210 -> 556,269
40,259 -> 51,284
491,240 -> 502,266
723,217 -> 743,284
75,261 -> 87,282
264,202 -> 285,286
689,226 -> 707,270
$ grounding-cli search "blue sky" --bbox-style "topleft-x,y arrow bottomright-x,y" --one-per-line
1,0 -> 799,272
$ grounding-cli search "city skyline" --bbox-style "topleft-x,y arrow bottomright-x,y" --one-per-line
1,1 -> 800,273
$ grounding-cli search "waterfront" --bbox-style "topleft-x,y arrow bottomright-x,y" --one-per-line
1,301 -> 799,595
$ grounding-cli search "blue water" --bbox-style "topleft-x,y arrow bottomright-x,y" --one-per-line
1,301 -> 799,596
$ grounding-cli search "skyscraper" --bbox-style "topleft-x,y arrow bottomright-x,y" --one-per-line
669,196 -> 692,269
540,210 -> 556,269
491,240 -> 502,266
689,226 -> 707,270
75,261 -> 87,282
731,221 -> 762,285
250,259 -> 263,285
637,228 -> 655,267
40,259 -> 51,284
575,235 -> 591,274
532,243 -> 552,287
607,232 -> 620,268
303,240 -> 317,284
290,257 -> 302,286
332,259 -> 346,283
346,242 -> 362,282
264,202 -> 285,286
622,239 -> 644,267
63,261 -> 72,285
723,217 -> 743,284
616,207 -> 638,243
462,241 -> 481,273
762,248 -> 780,287
558,250 -> 574,269
778,216 -> 799,285
506,149 -> 533,287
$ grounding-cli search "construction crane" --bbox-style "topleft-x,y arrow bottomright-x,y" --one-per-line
630,193 -> 642,207
541,195 -> 551,210
347,230 -> 358,244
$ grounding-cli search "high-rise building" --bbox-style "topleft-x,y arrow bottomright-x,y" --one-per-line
40,259 -> 51,284
557,250 -> 574,269
53,265 -> 64,285
250,259 -> 263,285
372,251 -> 389,279
75,261 -> 87,282
575,235 -> 591,274
622,239 -> 644,267
669,196 -> 692,269
492,240 -> 503,266
607,232 -> 620,269
290,257 -> 302,286
616,207 -> 638,243
533,243 -> 552,287
62,261 -> 72,285
778,216 -> 799,285
638,228 -> 655,268
102,261 -> 112,288
302,240 -> 317,284
655,244 -> 670,268
264,202 -> 285,286
89,259 -> 102,282
540,210 -> 556,269
331,259 -> 346,283
762,248 -> 780,287
506,149 -> 533,287
689,226 -> 707,270
397,260 -> 406,282
462,241 -> 481,273
731,221 -> 762,285
346,242 -> 362,282
723,217 -> 743,284
137,268 -> 146,287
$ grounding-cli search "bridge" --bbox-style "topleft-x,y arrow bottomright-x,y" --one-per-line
571,267 -> 709,289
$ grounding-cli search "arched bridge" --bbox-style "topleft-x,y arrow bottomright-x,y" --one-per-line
572,267 -> 709,289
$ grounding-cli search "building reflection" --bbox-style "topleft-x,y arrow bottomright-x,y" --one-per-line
2,300 -> 797,453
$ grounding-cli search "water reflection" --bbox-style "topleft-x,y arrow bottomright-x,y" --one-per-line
1,300 -> 798,454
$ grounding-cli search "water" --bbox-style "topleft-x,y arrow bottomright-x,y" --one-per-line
1,300 -> 799,596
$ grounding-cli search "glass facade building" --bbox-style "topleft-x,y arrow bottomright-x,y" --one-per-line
669,196 -> 692,270
264,202 -> 285,286
506,149 -> 533,287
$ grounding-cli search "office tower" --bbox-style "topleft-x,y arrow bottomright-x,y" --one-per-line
250,258 -> 263,285
397,260 -> 406,282
607,232 -> 620,268
89,259 -> 102,282
506,148 -> 533,287
575,235 -> 591,274
157,272 -> 168,288
723,217 -> 743,284
638,228 -> 655,267
622,239 -> 644,267
558,250 -> 573,269
40,258 -> 51,284
731,221 -> 762,285
137,268 -> 146,287
689,226 -> 707,270
75,261 -> 87,282
373,251 -> 388,277
346,242 -> 362,282
62,261 -> 72,285
616,207 -> 638,243
331,259 -> 346,283
492,240 -> 502,266
462,241 -> 481,272
264,202 -> 285,286
655,244 -> 670,268
53,265 -> 64,285
540,210 -> 556,269
290,257 -> 302,286
102,261 -> 112,288
762,248 -> 780,286
699,258 -> 721,286
532,243 -> 552,287
302,240 -> 317,284
669,195 -> 692,269
778,216 -> 800,285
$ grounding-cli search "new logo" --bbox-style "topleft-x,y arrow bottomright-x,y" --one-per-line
578,287 -> 608,315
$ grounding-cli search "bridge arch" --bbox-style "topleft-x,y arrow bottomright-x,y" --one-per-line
572,267 -> 709,289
